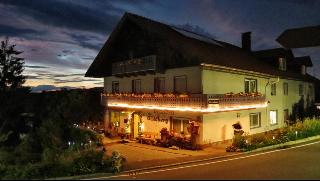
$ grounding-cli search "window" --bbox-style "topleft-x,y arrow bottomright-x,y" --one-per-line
111,111 -> 120,127
283,82 -> 288,95
299,84 -> 303,96
270,110 -> 278,125
244,78 -> 257,93
172,118 -> 189,134
271,83 -> 276,96
112,81 -> 119,93
154,77 -> 165,93
250,113 -> 261,129
279,57 -> 287,71
284,109 -> 289,125
301,65 -> 306,75
174,75 -> 187,93
132,79 -> 141,93
309,85 -> 313,98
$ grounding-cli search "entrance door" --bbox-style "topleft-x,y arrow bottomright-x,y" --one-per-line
133,114 -> 140,139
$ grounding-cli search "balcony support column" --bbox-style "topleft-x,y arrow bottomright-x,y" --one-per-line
104,109 -> 110,134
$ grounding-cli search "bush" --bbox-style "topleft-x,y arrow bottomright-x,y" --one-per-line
109,151 -> 126,173
232,134 -> 247,149
71,149 -> 106,175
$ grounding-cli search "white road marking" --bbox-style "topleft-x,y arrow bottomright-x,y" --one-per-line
86,141 -> 320,180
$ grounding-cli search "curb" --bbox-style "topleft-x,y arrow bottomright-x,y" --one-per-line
47,172 -> 114,180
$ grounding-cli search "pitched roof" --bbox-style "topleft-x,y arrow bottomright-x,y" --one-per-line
85,12 -> 316,83
253,48 -> 294,60
291,56 -> 313,67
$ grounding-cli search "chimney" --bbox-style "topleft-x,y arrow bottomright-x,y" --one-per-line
242,32 -> 251,52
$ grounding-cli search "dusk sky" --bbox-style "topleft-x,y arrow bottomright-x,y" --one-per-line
0,0 -> 319,89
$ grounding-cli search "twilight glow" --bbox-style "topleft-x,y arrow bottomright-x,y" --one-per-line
0,0 -> 319,90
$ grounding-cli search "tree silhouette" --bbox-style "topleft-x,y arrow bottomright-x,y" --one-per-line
0,37 -> 26,90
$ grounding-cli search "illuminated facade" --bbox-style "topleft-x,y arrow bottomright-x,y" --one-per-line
86,13 -> 317,145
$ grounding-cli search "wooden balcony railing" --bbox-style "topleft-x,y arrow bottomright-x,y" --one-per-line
101,93 -> 267,113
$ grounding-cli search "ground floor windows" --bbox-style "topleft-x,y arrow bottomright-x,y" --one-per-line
172,118 -> 190,134
250,112 -> 261,129
270,110 -> 278,125
110,111 -> 120,127
284,109 -> 289,125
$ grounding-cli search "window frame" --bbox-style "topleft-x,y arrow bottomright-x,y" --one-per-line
154,77 -> 165,93
132,79 -> 141,93
279,57 -> 287,71
299,84 -> 304,96
270,110 -> 278,125
250,112 -> 261,129
283,82 -> 288,96
244,78 -> 257,93
271,83 -> 277,96
174,75 -> 187,93
171,117 -> 190,134
112,81 -> 119,93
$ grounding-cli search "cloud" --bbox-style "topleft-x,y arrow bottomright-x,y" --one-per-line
67,33 -> 104,50
25,65 -> 49,69
0,0 -> 122,35
25,75 -> 43,80
53,77 -> 100,84
0,24 -> 43,37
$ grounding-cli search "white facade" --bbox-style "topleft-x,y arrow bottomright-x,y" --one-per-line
103,65 -> 315,144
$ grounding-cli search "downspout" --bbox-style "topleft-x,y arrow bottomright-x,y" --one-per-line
265,78 -> 270,130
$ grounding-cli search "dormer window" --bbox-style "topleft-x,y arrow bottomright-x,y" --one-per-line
301,65 -> 306,75
279,57 -> 286,71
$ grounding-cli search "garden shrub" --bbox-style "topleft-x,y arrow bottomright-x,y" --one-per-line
71,149 -> 105,175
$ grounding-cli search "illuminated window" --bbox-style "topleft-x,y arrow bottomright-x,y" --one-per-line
271,83 -> 276,96
132,79 -> 141,93
301,65 -> 306,75
112,81 -> 119,93
244,78 -> 257,93
283,82 -> 288,95
174,75 -> 187,93
111,111 -> 120,127
154,77 -> 165,93
250,113 -> 261,129
172,118 -> 189,134
279,57 -> 287,71
270,110 -> 278,125
299,84 -> 303,96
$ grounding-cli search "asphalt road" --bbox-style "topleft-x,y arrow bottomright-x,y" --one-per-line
91,141 -> 320,180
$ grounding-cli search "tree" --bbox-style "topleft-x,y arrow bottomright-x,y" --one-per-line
0,37 -> 26,90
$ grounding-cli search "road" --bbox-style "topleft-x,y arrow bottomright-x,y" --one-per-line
90,141 -> 320,180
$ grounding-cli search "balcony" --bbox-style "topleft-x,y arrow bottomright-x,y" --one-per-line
112,55 -> 157,76
101,93 -> 267,113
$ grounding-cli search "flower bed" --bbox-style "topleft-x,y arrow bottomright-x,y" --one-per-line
227,117 -> 320,152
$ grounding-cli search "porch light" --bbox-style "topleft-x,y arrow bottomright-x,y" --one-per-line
107,102 -> 268,113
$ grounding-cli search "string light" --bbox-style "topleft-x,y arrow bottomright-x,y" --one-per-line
107,102 -> 268,113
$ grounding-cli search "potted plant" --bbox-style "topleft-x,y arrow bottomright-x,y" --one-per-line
160,127 -> 169,141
